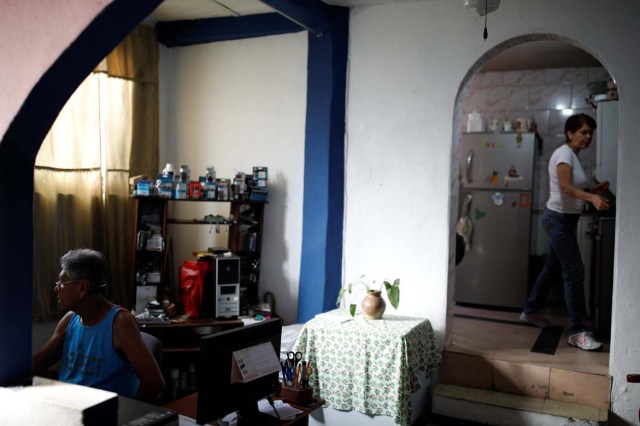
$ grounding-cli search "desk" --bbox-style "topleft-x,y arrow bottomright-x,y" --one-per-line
139,318 -> 243,353
292,310 -> 442,426
140,318 -> 244,402
164,393 -> 325,426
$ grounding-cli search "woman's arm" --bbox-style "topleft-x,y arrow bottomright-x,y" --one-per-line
557,163 -> 609,211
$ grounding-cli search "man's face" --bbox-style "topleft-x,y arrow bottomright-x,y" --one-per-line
54,269 -> 81,311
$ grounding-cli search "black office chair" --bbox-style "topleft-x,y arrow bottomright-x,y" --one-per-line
140,331 -> 163,368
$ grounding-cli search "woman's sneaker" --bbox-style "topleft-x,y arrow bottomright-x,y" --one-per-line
519,312 -> 550,328
568,331 -> 603,351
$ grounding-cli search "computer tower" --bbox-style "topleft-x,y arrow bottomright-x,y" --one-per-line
201,255 -> 240,319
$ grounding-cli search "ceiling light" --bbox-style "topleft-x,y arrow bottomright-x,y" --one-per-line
464,0 -> 501,16
464,0 -> 501,40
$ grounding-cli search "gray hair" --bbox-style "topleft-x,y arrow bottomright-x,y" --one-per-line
60,248 -> 108,294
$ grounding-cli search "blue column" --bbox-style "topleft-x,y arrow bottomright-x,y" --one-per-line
297,7 -> 348,322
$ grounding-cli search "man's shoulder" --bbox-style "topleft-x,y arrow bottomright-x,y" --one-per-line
112,307 -> 139,331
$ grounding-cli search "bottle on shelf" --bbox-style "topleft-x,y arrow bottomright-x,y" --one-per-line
169,368 -> 179,400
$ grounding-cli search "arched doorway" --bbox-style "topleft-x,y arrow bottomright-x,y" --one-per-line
0,0 -> 163,386
443,33 -> 616,405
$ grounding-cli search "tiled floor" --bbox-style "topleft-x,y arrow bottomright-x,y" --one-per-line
447,305 -> 610,376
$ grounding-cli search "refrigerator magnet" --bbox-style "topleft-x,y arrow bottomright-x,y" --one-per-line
492,192 -> 505,206
486,171 -> 499,185
503,165 -> 524,186
516,133 -> 523,146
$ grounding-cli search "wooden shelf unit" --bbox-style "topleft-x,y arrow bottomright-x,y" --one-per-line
130,196 -> 267,315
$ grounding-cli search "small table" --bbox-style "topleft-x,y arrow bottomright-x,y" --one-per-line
164,393 -> 325,426
292,310 -> 442,426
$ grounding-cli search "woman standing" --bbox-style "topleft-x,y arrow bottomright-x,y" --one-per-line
520,113 -> 610,351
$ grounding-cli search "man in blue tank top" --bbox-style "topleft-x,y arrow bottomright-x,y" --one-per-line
33,248 -> 165,402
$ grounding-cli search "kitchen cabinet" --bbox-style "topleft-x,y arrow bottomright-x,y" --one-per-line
596,100 -> 619,194
577,215 -> 615,339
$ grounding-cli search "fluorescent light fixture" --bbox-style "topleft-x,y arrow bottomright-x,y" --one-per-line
561,108 -> 574,116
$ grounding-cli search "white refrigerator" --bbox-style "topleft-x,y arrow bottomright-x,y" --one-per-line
456,132 -> 535,308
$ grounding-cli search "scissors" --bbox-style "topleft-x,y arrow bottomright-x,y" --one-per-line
287,351 -> 302,368
299,361 -> 313,388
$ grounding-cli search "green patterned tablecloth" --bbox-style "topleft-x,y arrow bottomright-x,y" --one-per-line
292,310 -> 442,426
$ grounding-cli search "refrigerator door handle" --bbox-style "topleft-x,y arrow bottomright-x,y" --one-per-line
466,150 -> 475,183
463,193 -> 472,218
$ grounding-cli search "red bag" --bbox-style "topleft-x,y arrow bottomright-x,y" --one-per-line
180,260 -> 208,318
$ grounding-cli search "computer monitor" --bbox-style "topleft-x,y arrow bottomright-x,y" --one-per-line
196,318 -> 283,425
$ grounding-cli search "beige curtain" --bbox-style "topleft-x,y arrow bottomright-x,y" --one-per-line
33,26 -> 159,321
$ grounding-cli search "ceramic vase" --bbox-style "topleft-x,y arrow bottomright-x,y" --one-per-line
361,290 -> 386,320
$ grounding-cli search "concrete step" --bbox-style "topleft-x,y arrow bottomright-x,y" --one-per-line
438,350 -> 611,409
432,384 -> 607,425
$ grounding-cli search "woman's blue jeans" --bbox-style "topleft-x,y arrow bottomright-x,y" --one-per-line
525,208 -> 588,334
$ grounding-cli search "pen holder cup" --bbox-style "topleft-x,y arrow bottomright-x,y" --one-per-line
280,385 -> 313,406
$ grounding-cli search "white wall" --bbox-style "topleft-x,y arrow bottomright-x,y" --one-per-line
345,0 -> 640,422
158,32 -> 308,325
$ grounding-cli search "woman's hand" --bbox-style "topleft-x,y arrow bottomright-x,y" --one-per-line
591,180 -> 610,194
590,194 -> 610,211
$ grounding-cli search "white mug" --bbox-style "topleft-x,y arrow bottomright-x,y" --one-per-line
503,120 -> 513,132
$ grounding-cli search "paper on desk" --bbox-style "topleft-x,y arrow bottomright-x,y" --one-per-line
214,399 -> 303,425
257,398 -> 303,420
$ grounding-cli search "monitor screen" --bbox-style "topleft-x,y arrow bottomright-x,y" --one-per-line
196,318 -> 283,425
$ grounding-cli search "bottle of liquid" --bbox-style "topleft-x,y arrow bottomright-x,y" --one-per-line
179,369 -> 188,392
162,163 -> 174,179
205,166 -> 216,183
179,164 -> 190,182
169,368 -> 179,400
187,363 -> 197,390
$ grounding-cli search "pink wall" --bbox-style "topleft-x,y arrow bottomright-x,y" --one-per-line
0,0 -> 112,139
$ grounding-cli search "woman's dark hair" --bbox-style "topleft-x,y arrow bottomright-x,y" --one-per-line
565,113 -> 597,142
60,248 -> 108,294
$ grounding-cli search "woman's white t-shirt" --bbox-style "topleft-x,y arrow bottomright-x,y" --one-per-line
546,144 -> 588,214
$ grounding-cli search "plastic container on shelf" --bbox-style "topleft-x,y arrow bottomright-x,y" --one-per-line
179,164 -> 191,182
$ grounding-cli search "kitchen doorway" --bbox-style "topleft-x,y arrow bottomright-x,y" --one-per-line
450,37 -> 617,381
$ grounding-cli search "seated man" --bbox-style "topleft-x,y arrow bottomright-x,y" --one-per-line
33,248 -> 165,403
